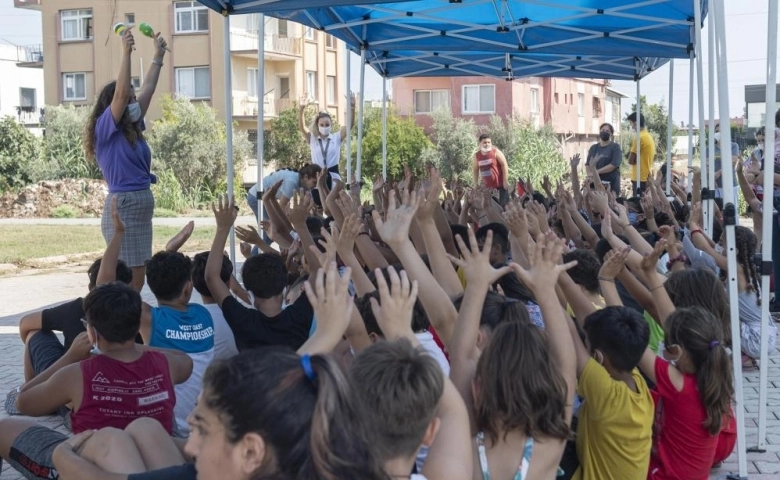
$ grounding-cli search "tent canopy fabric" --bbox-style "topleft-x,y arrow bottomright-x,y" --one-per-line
196,0 -> 413,15
366,51 -> 669,80
199,0 -> 707,80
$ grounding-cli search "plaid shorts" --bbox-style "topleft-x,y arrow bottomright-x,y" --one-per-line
101,189 -> 154,268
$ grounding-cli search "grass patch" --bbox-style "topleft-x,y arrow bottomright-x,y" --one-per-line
0,225 -> 217,264
51,205 -> 79,218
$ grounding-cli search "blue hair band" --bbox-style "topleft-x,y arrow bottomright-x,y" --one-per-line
301,354 -> 317,382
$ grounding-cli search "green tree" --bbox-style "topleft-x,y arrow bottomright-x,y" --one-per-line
147,95 -> 251,207
485,114 -> 567,186
38,104 -> 99,181
354,107 -> 432,181
0,116 -> 39,191
625,96 -> 677,162
421,108 -> 478,183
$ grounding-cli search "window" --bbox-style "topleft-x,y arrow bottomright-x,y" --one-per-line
326,76 -> 337,105
306,71 -> 317,100
304,27 -> 315,41
530,88 -> 539,113
592,97 -> 602,118
462,85 -> 495,114
278,77 -> 290,98
175,67 -> 210,99
174,1 -> 208,33
326,34 -> 337,49
131,76 -> 141,91
125,13 -> 135,26
413,89 -> 450,114
63,73 -> 86,101
278,19 -> 288,38
247,68 -> 258,98
554,92 -> 559,104
19,88 -> 36,109
577,93 -> 584,117
61,9 -> 92,41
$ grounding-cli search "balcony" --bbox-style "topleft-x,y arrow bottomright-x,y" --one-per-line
16,44 -> 43,68
230,30 -> 302,59
13,0 -> 41,10
233,93 -> 293,119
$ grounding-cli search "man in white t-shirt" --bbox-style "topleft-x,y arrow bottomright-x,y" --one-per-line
191,252 -> 238,361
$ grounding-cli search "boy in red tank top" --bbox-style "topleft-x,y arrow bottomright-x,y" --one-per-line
0,201 -> 193,479
472,133 -> 510,207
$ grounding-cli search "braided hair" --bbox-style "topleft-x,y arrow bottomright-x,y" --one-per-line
734,226 -> 761,304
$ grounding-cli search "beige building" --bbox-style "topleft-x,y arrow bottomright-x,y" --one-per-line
14,0 -> 347,175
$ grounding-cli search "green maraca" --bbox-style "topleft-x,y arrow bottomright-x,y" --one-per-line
139,22 -> 171,51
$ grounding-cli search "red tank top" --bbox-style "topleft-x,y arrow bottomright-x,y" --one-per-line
72,351 -> 175,434
476,148 -> 503,189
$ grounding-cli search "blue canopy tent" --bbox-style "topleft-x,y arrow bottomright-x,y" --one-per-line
198,2 -> 777,476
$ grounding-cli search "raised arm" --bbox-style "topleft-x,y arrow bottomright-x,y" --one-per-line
372,268 -> 472,480
372,190 -> 459,345
205,195 -> 239,307
298,97 -> 311,142
339,93 -> 355,139
297,262 -> 353,355
110,29 -> 134,123
136,33 -> 168,116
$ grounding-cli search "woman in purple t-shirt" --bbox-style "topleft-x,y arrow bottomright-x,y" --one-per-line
84,26 -> 167,291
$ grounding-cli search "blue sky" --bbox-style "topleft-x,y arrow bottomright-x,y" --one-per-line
3,0 -> 777,124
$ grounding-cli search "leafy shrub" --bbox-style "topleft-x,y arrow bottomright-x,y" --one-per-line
38,105 -> 99,181
151,169 -> 189,213
422,109 -> 478,183
0,116 -> 39,192
51,205 -> 78,218
147,95 -> 251,208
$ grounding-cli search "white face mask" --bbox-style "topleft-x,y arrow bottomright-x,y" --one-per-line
715,244 -> 724,254
319,126 -> 331,136
480,146 -> 491,153
657,341 -> 676,367
126,102 -> 142,123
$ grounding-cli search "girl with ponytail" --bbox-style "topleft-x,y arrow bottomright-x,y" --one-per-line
638,307 -> 734,480
185,347 -> 386,480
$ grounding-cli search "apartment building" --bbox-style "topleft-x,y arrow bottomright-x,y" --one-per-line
0,43 -> 44,134
14,0 -> 347,171
393,76 -> 627,159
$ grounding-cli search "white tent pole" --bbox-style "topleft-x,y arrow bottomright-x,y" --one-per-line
693,0 -> 708,235
345,45 -> 352,184
382,75 -> 388,180
636,79 -> 641,192
686,53 -> 695,196
665,60 -> 674,195
707,10 -> 717,231
223,14 -> 236,270
712,0 -> 748,476
754,0 -> 779,454
355,47 -> 367,184
257,14 -> 265,227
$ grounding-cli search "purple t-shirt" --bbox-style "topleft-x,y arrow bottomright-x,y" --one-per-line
95,107 -> 154,193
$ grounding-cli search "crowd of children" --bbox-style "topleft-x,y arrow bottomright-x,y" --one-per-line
2,113 -> 780,480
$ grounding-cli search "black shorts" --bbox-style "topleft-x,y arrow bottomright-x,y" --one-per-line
28,331 -> 65,376
7,426 -> 67,479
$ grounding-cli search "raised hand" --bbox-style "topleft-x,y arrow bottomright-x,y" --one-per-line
689,202 -> 703,231
599,246 -> 631,280
288,189 -> 313,225
311,225 -> 339,268
235,225 -> 262,245
153,32 -> 168,57
372,174 -> 385,192
337,214 -> 363,256
121,26 -> 135,54
612,203 -> 630,228
640,238 -> 667,274
239,242 -> 252,259
372,189 -> 420,247
590,190 -> 609,214
570,153 -> 581,169
416,168 -> 443,221
370,266 -> 419,341
212,194 -> 238,230
448,229 -> 512,287
303,261 -> 354,345
335,190 -> 362,219
510,232 -> 577,295
641,194 -> 655,219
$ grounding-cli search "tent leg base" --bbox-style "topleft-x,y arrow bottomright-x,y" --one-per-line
747,447 -> 766,453
726,474 -> 748,480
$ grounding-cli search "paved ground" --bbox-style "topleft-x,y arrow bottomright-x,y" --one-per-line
0,267 -> 779,479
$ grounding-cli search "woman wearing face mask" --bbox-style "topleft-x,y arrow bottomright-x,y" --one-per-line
85,26 -> 168,292
586,123 -> 623,194
298,95 -> 356,191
